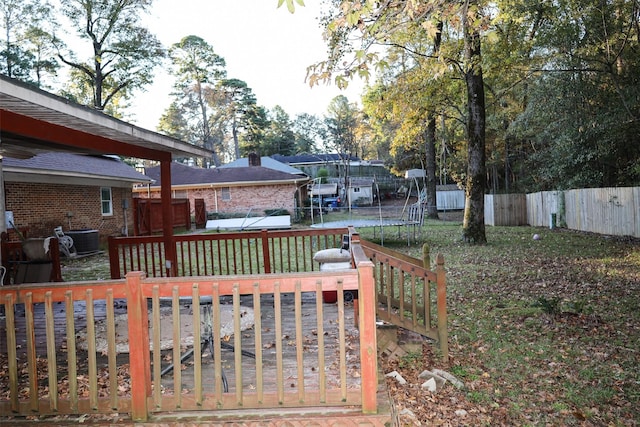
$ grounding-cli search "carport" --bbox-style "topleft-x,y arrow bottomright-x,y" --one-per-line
0,75 -> 211,275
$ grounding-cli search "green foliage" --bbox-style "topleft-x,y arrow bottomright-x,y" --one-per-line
259,106 -> 296,156
325,95 -> 358,157
163,35 -> 227,165
315,0 -> 640,196
0,0 -> 58,87
316,168 -> 328,183
292,113 -> 325,154
277,0 -> 305,14
57,0 -> 165,112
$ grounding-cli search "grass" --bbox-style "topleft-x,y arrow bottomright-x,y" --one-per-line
358,218 -> 640,425
60,219 -> 640,425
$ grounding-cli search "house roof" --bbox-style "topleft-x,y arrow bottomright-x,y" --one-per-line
143,162 -> 308,187
0,74 -> 211,161
2,152 -> 151,187
271,153 -> 360,165
219,156 -> 306,176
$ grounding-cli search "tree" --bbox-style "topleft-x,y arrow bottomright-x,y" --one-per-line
0,0 -> 58,86
238,104 -> 269,157
216,78 -> 262,160
56,0 -> 165,112
165,35 -> 227,165
459,0 -> 488,243
261,106 -> 296,156
508,0 -> 640,189
360,17 -> 449,220
325,95 -> 359,191
292,113 -> 326,154
308,1 -> 489,243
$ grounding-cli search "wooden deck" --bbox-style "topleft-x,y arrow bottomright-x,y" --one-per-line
0,292 -> 361,403
1,228 -> 446,425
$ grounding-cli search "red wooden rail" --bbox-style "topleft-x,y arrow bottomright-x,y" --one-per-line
108,227 -> 349,279
361,239 -> 448,361
0,238 -> 377,421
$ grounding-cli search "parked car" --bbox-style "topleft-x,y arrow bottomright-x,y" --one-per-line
310,195 -> 342,211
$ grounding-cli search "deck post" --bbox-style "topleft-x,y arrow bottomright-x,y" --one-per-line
108,236 -> 121,279
125,271 -> 150,421
436,253 -> 448,362
160,157 -> 177,277
261,229 -> 271,273
353,239 -> 378,414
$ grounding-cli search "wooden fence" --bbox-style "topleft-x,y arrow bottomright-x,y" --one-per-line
526,187 -> 640,237
485,194 -> 527,226
133,198 -> 191,236
0,269 -> 369,420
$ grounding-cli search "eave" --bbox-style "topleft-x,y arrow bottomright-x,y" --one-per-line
133,177 -> 309,192
0,75 -> 211,161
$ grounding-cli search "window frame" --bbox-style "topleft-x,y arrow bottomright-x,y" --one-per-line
221,187 -> 231,201
101,187 -> 113,216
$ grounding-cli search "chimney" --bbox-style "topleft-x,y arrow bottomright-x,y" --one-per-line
248,152 -> 261,167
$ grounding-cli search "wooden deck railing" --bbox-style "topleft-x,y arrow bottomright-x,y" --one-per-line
108,228 -> 349,279
0,229 -> 381,421
361,239 -> 448,360
1,228 -> 447,421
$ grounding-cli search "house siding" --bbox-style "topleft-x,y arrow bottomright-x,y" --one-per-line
5,182 -> 133,242
136,183 -> 299,216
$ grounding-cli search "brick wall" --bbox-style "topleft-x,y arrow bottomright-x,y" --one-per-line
5,182 -> 134,243
135,183 -> 299,216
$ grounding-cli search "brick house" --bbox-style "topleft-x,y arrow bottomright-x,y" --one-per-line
3,152 -> 151,241
135,160 -> 309,218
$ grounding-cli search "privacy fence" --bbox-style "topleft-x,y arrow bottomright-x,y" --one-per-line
486,187 -> 639,238
526,187 -> 639,237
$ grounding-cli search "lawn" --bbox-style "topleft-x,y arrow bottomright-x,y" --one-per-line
356,219 -> 640,426
60,219 -> 640,425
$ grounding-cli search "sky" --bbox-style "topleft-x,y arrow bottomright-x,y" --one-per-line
127,0 -> 367,130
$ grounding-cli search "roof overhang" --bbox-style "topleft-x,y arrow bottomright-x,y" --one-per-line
0,75 -> 211,161
134,177 -> 310,192
3,166 -> 151,188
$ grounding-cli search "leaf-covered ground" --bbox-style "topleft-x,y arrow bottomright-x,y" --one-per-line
367,222 -> 640,426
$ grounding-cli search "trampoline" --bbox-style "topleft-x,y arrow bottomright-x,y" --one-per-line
309,171 -> 428,245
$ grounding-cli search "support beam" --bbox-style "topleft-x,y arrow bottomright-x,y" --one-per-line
160,157 -> 176,276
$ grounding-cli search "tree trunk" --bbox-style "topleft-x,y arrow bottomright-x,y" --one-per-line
462,6 -> 487,244
424,20 -> 442,220
424,116 -> 439,219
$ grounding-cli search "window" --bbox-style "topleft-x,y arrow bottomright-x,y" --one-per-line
101,187 -> 113,216
221,187 -> 231,201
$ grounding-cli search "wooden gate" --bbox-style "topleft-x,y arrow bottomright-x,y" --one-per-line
133,198 -> 191,235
